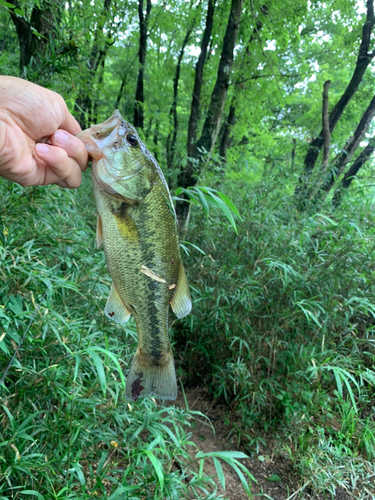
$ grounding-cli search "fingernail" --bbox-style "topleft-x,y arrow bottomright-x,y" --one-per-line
54,130 -> 69,145
36,143 -> 49,154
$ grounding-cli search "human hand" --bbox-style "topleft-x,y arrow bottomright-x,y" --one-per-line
0,76 -> 88,188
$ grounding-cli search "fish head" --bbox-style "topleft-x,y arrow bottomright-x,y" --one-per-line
77,111 -> 155,201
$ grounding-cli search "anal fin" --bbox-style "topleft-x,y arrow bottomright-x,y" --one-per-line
170,262 -> 192,319
96,213 -> 103,248
105,283 -> 131,323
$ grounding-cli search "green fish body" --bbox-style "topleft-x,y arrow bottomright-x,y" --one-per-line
77,111 -> 191,401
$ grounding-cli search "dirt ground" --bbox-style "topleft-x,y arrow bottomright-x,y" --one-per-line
172,388 -> 353,500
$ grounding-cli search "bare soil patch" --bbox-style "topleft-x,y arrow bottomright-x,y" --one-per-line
172,388 -> 353,500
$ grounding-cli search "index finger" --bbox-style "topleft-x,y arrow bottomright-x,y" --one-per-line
60,100 -> 82,135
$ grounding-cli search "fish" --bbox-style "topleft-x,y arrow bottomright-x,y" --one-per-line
77,110 -> 192,401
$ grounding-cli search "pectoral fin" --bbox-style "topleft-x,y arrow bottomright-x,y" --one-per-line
105,283 -> 131,323
170,262 -> 192,318
96,213 -> 103,249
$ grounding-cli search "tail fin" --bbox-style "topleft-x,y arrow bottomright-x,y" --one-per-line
125,351 -> 177,402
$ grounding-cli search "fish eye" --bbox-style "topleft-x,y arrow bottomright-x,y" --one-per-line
126,134 -> 138,147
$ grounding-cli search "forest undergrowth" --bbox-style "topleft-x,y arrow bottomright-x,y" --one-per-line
0,177 -> 252,499
1,169 -> 375,499
176,173 -> 375,499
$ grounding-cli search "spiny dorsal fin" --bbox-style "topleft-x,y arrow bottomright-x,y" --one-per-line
96,213 -> 103,249
170,262 -> 192,319
105,283 -> 131,323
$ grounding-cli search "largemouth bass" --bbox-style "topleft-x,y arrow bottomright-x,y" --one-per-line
77,110 -> 191,401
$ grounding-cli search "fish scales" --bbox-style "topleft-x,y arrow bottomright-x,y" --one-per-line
77,111 -> 191,401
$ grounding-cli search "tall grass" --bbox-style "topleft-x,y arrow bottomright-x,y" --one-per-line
0,178 -> 253,499
176,178 -> 375,498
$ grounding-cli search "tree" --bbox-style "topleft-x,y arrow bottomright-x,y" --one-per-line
333,137 -> 375,205
133,0 -> 152,130
314,92 -> 375,202
74,0 -> 115,128
295,0 -> 375,201
176,0 -> 244,227
9,0 -> 62,77
186,0 -> 216,161
219,4 -> 268,160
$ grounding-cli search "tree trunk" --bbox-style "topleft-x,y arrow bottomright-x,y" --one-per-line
186,0 -> 216,159
166,28 -> 192,173
333,137 -> 375,205
10,0 -> 60,75
115,74 -> 127,110
321,81 -> 331,175
295,0 -> 375,198
194,0 -> 244,159
92,57 -> 106,124
307,80 -> 331,201
219,102 -> 236,159
177,0 -> 243,228
318,93 -> 375,198
218,5 -> 268,160
74,0 -> 113,128
134,0 -> 152,130
172,0 -> 215,230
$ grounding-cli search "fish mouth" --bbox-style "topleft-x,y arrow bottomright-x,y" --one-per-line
76,110 -> 129,160
76,124 -> 117,160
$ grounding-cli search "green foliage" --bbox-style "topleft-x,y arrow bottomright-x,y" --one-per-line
175,186 -> 241,234
175,176 -> 375,497
0,178 -> 254,499
2,0 -> 375,497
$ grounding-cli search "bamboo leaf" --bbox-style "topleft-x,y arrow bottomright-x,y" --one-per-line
213,457 -> 225,489
85,348 -> 106,394
146,450 -> 164,493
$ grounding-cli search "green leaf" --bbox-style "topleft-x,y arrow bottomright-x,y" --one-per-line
213,457 -> 225,489
96,452 -> 108,474
193,188 -> 210,217
0,1 -> 16,7
180,240 -> 206,255
196,450 -> 249,459
266,474 -> 281,481
87,346 -> 126,389
73,354 -> 81,382
72,462 -> 85,486
146,450 -> 164,493
108,486 -> 139,499
14,7 -> 25,16
20,491 -> 45,500
85,348 -> 106,394
205,190 -> 238,234
201,187 -> 241,218
8,294 -> 23,315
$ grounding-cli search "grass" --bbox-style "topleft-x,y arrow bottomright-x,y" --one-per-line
175,175 -> 375,499
3,165 -> 375,499
0,177 -> 254,499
